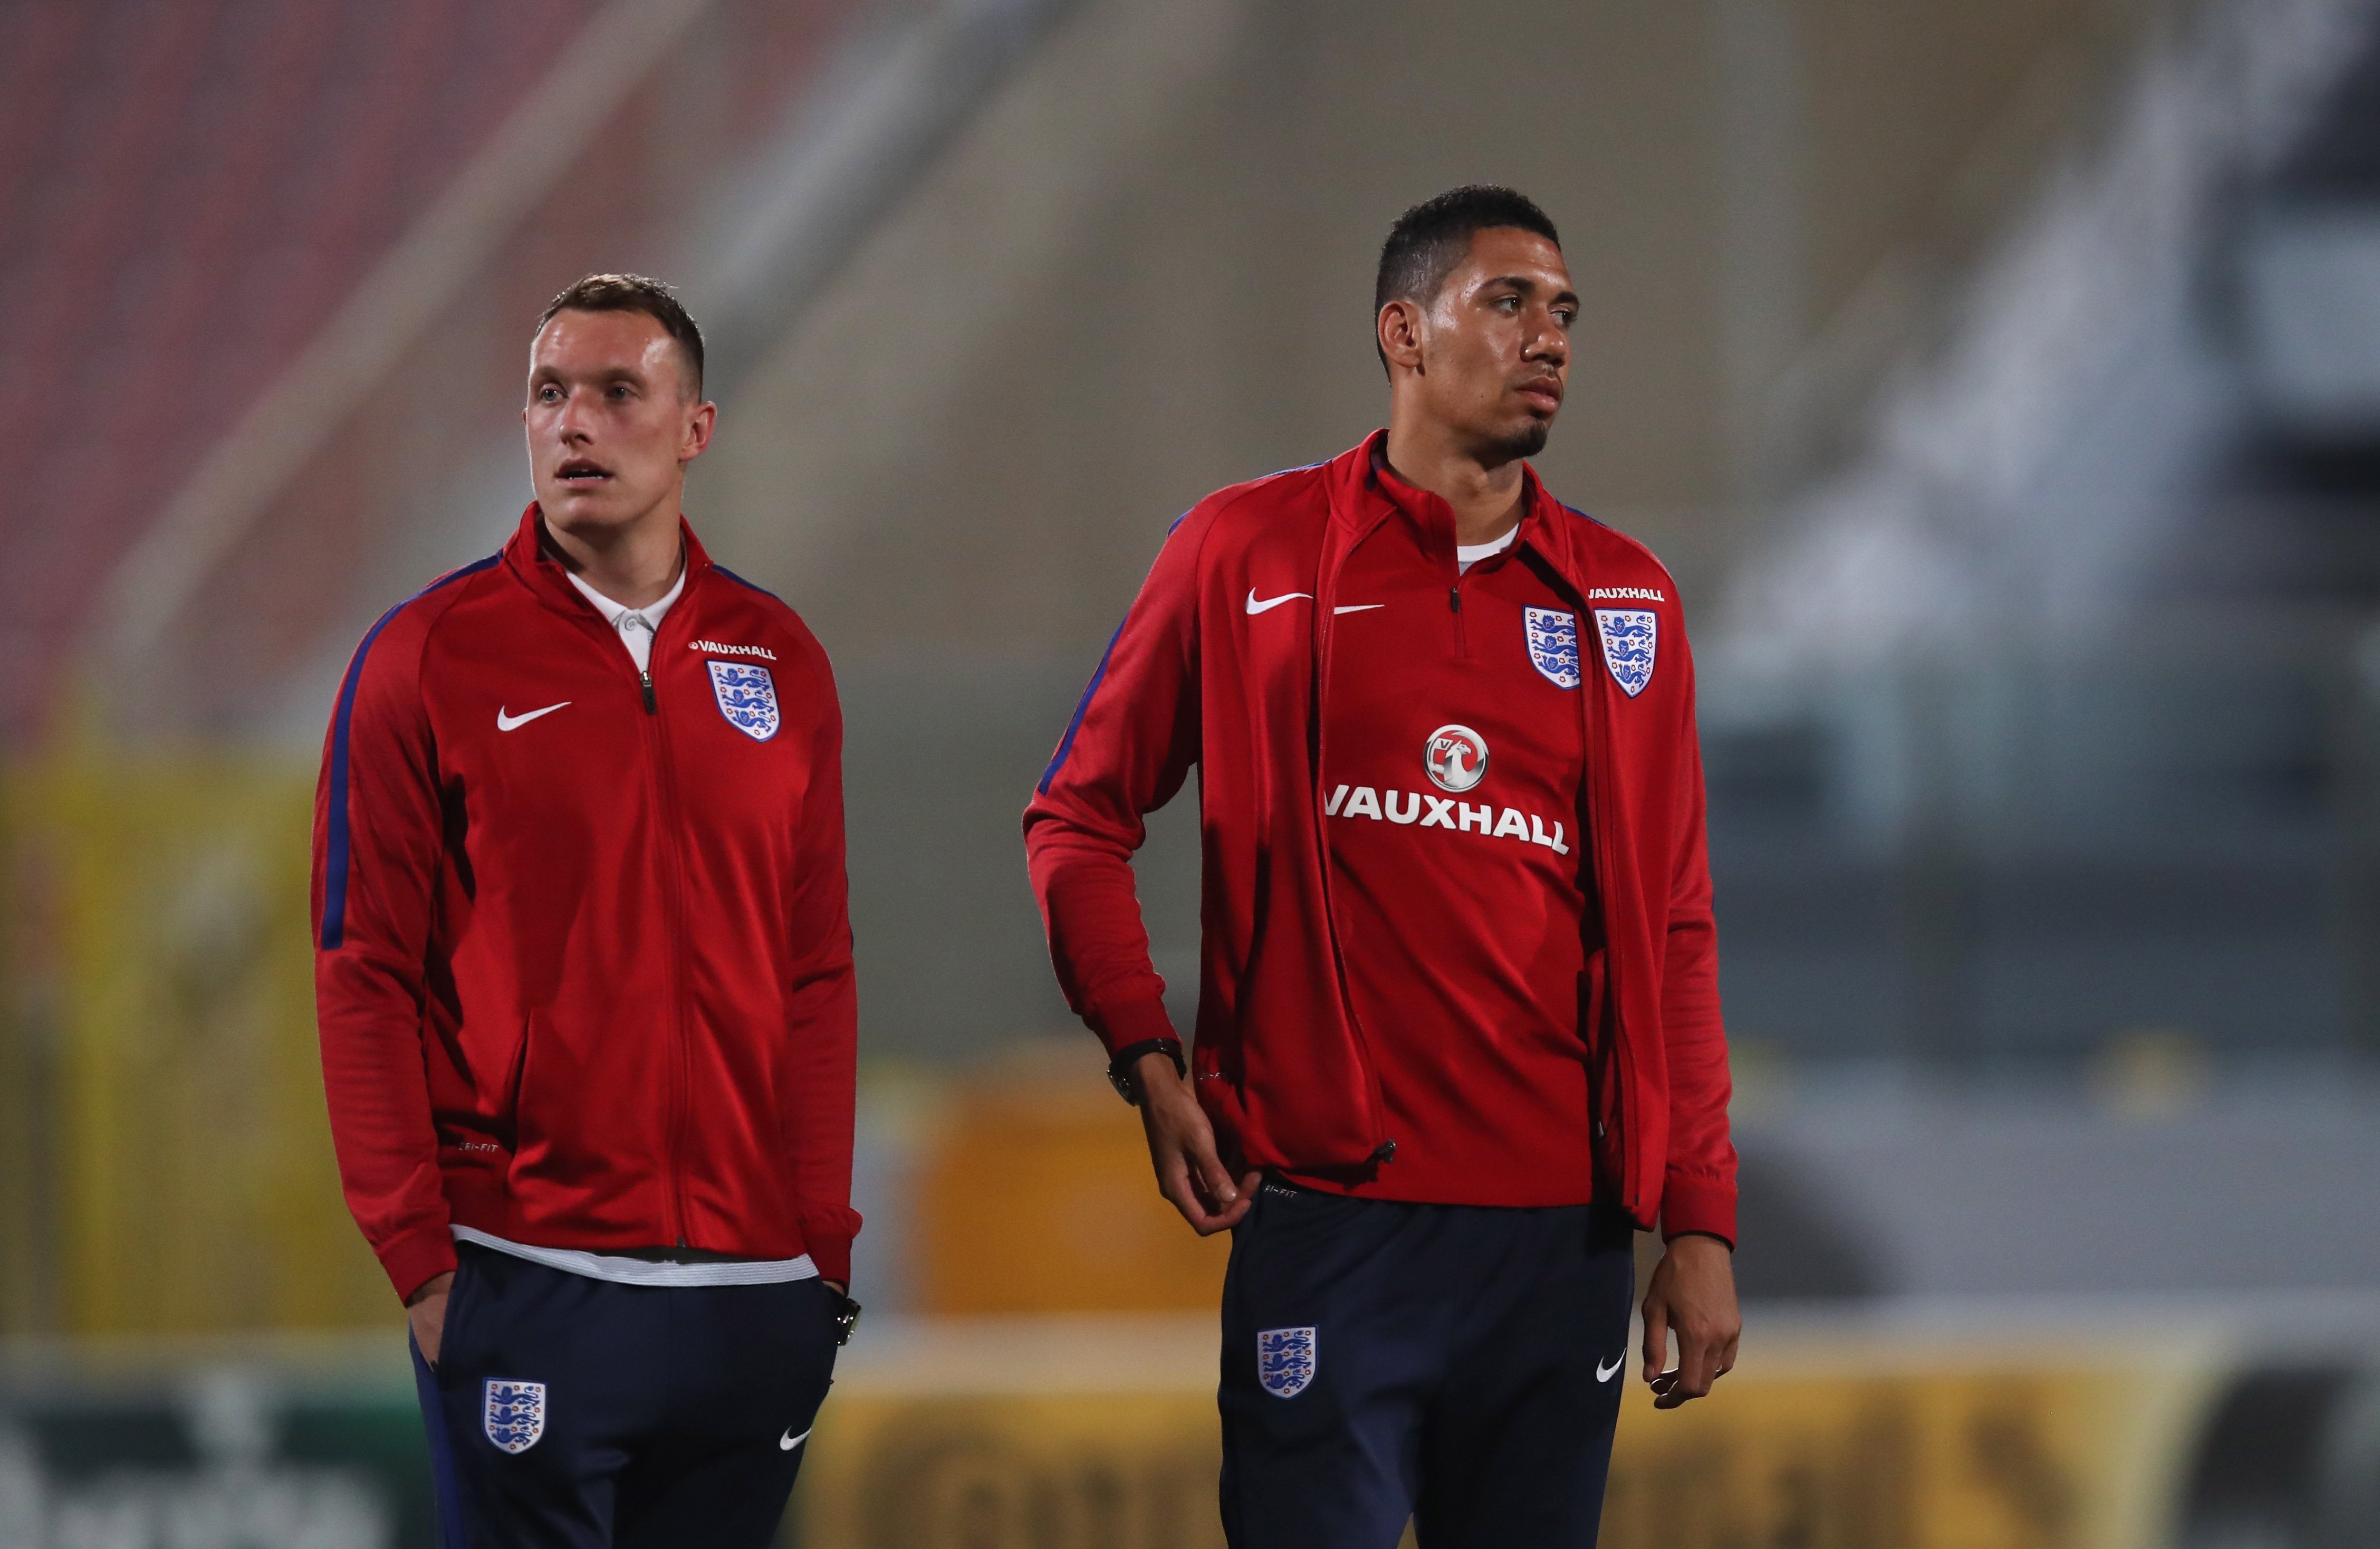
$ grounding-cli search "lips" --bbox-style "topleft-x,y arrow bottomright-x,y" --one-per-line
1518,378 -> 1563,413
556,458 -> 612,484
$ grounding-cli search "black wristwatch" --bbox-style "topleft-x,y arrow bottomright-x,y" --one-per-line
1108,1037 -> 1186,1106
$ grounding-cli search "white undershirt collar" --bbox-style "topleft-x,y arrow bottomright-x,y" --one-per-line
1456,524 -> 1521,575
567,562 -> 685,673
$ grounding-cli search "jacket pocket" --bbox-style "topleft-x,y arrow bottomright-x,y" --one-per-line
498,1013 -> 537,1148
1581,949 -> 1625,1186
506,1008 -> 640,1203
1580,949 -> 1608,1058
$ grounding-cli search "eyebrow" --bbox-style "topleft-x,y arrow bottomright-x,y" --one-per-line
530,364 -> 649,385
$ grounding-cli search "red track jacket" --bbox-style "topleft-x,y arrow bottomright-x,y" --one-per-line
1024,434 -> 1737,1242
313,508 -> 860,1302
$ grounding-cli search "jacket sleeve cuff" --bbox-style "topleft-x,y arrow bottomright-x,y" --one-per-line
804,1231 -> 853,1288
1658,1175 -> 1738,1248
381,1221 -> 460,1305
1085,996 -> 1177,1060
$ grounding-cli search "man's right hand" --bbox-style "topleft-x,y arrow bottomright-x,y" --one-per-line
407,1270 -> 456,1368
1134,1051 -> 1259,1235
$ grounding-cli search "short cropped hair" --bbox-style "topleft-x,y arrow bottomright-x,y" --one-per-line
534,273 -> 707,399
1374,186 -> 1561,368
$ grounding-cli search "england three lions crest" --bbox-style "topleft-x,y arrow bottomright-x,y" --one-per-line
483,1379 -> 546,1454
1257,1326 -> 1317,1399
1524,607 -> 1582,689
707,661 -> 780,741
1592,608 -> 1657,697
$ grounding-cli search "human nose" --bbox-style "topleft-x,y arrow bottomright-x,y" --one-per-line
1525,312 -> 1569,365
551,385 -> 594,443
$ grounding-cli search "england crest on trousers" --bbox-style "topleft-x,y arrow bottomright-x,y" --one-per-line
707,661 -> 780,741
1592,608 -> 1657,697
1524,607 -> 1582,689
483,1379 -> 546,1454
1258,1326 -> 1318,1399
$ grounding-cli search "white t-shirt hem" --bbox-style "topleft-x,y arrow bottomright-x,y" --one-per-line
450,1225 -> 818,1287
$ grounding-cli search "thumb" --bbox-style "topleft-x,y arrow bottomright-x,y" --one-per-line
1189,1133 -> 1242,1210
1641,1295 -> 1669,1383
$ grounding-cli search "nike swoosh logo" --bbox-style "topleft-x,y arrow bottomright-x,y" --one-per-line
1596,1355 -> 1624,1383
1333,604 -> 1383,615
1246,589 -> 1312,615
779,1426 -> 812,1451
496,702 -> 570,732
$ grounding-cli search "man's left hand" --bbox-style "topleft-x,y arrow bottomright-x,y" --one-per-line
1639,1232 -> 1739,1409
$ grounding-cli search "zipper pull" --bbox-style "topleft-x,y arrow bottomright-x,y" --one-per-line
641,671 -> 657,714
1448,586 -> 1462,612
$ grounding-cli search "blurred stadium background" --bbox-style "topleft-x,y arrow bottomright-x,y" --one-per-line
5,0 -> 2380,1543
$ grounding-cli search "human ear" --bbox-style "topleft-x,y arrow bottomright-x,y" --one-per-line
1378,299 -> 1426,373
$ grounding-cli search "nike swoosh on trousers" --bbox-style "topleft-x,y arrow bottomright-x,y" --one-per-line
496,702 -> 571,731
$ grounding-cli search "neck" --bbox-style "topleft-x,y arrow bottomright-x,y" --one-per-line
1381,410 -> 1529,548
543,498 -> 684,608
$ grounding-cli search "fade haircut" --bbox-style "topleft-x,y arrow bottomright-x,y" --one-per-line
534,273 -> 707,399
1374,186 -> 1561,370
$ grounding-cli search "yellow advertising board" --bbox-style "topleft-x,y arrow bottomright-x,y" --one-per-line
792,1313 -> 2231,1549
0,747 -> 390,1337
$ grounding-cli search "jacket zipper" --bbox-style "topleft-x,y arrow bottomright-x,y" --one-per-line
558,563 -> 695,1245
1571,566 -> 1635,1221
629,600 -> 696,1247
1448,582 -> 1467,656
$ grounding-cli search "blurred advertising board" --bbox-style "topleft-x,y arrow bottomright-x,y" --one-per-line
2,1299 -> 2374,1547
796,1302 -> 2379,1549
0,1335 -> 427,1548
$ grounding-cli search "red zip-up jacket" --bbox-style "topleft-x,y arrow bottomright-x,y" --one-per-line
313,506 -> 860,1303
1024,434 -> 1736,1242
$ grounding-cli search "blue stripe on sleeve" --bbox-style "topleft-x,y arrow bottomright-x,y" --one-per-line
319,556 -> 498,951
1035,509 -> 1195,797
1037,614 -> 1130,796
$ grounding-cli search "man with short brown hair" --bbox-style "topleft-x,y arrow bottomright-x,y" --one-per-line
315,274 -> 858,1547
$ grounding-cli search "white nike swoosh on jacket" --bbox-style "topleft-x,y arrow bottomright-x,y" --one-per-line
496,702 -> 571,731
1245,589 -> 1311,615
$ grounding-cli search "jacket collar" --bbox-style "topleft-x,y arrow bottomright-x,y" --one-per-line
503,503 -> 714,619
1329,429 -> 1576,581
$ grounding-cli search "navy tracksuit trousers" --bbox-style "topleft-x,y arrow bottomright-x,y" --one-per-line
409,1242 -> 840,1548
1220,1180 -> 1638,1548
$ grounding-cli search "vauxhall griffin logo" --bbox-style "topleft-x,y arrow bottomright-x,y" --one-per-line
1424,725 -> 1489,793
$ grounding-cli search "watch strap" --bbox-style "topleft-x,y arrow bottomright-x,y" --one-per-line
1107,1037 -> 1185,1105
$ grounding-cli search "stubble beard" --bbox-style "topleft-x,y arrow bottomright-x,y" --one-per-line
1479,419 -> 1550,466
